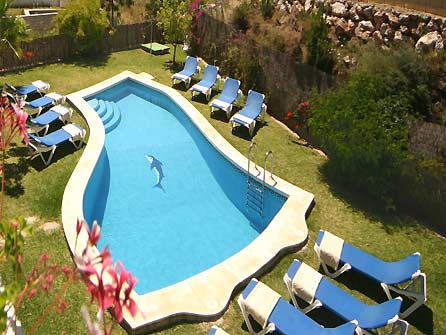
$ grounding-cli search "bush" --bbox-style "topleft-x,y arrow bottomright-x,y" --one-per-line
221,36 -> 264,92
310,71 -> 410,207
232,1 -> 250,32
310,45 -> 435,209
54,0 -> 109,57
304,8 -> 334,73
354,46 -> 430,120
260,0 -> 274,19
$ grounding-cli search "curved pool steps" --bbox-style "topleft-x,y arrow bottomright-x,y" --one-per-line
105,102 -> 122,133
89,98 -> 99,110
96,100 -> 107,117
101,101 -> 115,124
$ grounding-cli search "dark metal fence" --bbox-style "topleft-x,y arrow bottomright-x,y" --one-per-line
0,22 -> 161,73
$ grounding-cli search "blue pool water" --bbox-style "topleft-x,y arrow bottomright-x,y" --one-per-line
84,80 -> 286,294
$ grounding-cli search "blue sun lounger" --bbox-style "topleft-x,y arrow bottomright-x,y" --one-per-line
27,105 -> 73,135
208,326 -> 231,335
28,124 -> 86,166
284,260 -> 408,335
171,56 -> 200,88
209,77 -> 242,119
230,90 -> 267,137
26,92 -> 65,115
5,80 -> 50,100
238,278 -> 358,335
190,64 -> 220,101
313,230 -> 426,318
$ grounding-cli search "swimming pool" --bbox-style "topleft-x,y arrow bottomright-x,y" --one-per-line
83,79 -> 286,294
63,71 -> 314,332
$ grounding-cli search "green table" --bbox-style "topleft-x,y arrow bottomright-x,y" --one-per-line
141,42 -> 170,55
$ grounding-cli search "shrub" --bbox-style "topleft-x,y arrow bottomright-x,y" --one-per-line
310,71 -> 410,207
221,36 -> 264,92
232,1 -> 250,32
354,45 -> 430,120
304,8 -> 334,73
261,0 -> 274,19
54,0 -> 109,57
0,0 -> 28,62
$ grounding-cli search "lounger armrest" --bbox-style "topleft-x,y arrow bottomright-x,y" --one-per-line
262,103 -> 268,113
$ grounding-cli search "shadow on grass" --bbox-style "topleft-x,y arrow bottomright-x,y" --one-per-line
190,90 -> 219,105
163,60 -> 183,73
63,53 -> 111,68
28,141 -> 85,172
231,120 -> 270,141
3,143 -> 31,197
210,109 -> 232,123
318,266 -> 434,334
318,164 -> 417,233
3,157 -> 29,197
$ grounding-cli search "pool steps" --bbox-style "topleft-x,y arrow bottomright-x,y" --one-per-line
88,98 -> 122,133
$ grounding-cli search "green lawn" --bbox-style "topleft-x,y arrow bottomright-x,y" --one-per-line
1,48 -> 445,335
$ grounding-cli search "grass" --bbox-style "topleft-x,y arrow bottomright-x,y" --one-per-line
0,48 -> 445,335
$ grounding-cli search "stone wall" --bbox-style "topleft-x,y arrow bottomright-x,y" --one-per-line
276,0 -> 446,51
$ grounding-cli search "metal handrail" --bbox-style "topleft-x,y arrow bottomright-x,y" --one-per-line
247,142 -> 260,177
263,150 -> 277,185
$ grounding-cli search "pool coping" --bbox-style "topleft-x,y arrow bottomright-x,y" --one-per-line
62,71 -> 314,334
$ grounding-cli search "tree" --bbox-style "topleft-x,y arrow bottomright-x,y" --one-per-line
54,0 -> 108,57
157,0 -> 192,64
0,0 -> 28,62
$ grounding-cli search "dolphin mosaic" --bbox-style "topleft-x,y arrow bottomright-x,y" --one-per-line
145,154 -> 165,191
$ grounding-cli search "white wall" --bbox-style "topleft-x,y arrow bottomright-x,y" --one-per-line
10,0 -> 68,8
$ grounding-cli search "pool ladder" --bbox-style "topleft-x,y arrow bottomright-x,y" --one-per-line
246,142 -> 276,217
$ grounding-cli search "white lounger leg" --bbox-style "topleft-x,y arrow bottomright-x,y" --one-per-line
40,145 -> 57,166
320,261 -> 352,279
381,272 -> 426,318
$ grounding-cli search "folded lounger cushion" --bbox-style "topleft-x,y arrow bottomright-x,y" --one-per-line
28,123 -> 86,166
190,64 -> 220,101
230,90 -> 266,137
238,278 -> 358,335
314,230 -> 426,318
284,260 -> 408,335
27,105 -> 73,135
5,80 -> 50,99
209,77 -> 242,119
171,56 -> 200,88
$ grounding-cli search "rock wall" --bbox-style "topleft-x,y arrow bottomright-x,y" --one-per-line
276,0 -> 446,51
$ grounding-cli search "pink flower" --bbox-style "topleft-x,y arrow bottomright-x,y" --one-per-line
285,111 -> 293,120
27,288 -> 38,299
13,106 -> 29,145
76,218 -> 84,234
111,262 -> 138,321
57,299 -> 67,314
89,221 -> 101,246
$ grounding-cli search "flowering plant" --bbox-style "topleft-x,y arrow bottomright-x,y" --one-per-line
284,100 -> 310,132
75,219 -> 139,335
0,92 -> 139,334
